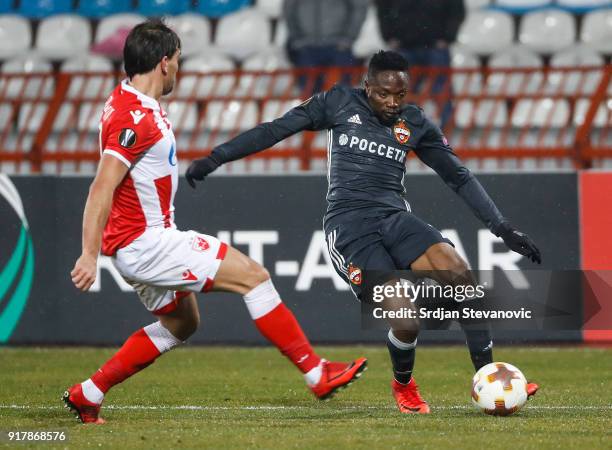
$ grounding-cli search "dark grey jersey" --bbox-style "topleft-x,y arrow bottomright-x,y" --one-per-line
212,85 -> 506,234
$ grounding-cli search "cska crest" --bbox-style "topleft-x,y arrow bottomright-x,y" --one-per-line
393,120 -> 411,145
348,263 -> 362,285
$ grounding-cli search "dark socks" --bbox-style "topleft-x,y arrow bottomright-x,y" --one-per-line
386,330 -> 416,385
462,326 -> 493,371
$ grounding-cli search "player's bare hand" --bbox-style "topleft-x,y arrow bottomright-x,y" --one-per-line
71,254 -> 97,291
185,154 -> 221,189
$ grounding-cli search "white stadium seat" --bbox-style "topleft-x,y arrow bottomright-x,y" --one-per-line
465,0 -> 490,9
203,100 -> 259,131
165,101 -> 199,132
573,98 -> 611,127
581,9 -> 612,53
77,101 -> 104,132
0,15 -> 31,60
214,8 -> 271,60
454,100 -> 508,127
487,46 -> 544,94
1,54 -> 53,98
450,45 -> 482,95
352,6 -> 386,58
457,10 -> 514,54
274,20 -> 287,47
519,9 -> 576,54
17,102 -> 48,132
547,45 -> 604,95
177,53 -> 236,98
61,54 -> 114,99
239,49 -> 292,98
255,0 -> 283,18
166,14 -> 211,58
36,14 -> 91,59
511,98 -> 570,127
262,99 -> 301,122
95,13 -> 146,44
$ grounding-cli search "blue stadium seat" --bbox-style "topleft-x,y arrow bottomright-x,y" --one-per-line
195,0 -> 251,18
17,0 -> 73,18
137,0 -> 192,16
76,0 -> 133,18
0,0 -> 14,14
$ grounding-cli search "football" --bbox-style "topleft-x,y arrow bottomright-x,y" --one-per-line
471,362 -> 528,416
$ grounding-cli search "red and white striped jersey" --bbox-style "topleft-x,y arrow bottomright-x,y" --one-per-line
100,80 -> 178,256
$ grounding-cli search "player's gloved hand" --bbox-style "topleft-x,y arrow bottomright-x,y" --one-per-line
496,222 -> 542,264
185,154 -> 221,189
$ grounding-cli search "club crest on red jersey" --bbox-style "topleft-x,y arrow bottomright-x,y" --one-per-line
192,236 -> 210,252
393,120 -> 411,145
348,263 -> 362,285
119,128 -> 137,148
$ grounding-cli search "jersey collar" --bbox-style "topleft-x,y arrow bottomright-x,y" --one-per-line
121,79 -> 161,112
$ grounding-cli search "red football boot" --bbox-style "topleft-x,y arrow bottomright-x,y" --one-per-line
309,357 -> 367,400
62,384 -> 105,424
527,381 -> 539,398
391,378 -> 431,414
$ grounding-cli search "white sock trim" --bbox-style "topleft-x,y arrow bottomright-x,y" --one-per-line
143,321 -> 182,354
304,359 -> 324,386
243,279 -> 282,320
388,329 -> 417,350
81,379 -> 104,404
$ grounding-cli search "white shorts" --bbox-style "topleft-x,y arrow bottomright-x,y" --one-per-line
112,227 -> 228,315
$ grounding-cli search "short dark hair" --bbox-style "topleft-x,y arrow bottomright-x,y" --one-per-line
367,50 -> 409,79
123,19 -> 181,79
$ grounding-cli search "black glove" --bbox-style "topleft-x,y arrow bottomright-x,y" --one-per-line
496,222 -> 542,264
185,154 -> 221,189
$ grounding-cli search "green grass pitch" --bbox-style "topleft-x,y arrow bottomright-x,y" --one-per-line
1,346 -> 611,449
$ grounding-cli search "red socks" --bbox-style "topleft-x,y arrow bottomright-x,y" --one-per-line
254,302 -> 321,373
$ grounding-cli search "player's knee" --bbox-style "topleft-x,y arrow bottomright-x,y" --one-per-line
242,260 -> 271,291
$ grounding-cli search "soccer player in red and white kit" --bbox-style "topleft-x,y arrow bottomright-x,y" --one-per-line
64,20 -> 367,424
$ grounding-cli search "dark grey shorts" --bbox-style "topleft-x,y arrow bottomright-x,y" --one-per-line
324,210 -> 453,300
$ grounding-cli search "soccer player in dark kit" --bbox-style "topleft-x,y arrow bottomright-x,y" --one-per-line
186,50 -> 542,414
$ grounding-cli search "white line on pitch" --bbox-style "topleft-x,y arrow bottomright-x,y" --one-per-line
1,404 -> 610,411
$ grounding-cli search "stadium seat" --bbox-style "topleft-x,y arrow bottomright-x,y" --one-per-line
17,0 -> 72,18
177,53 -> 236,97
494,0 -> 554,12
1,54 -> 53,99
465,0 -> 491,9
166,14 -> 211,58
255,0 -> 283,18
557,0 -> 611,13
519,9 -> 576,54
450,45 -> 482,95
261,99 -> 301,122
352,5 -> 386,59
457,10 -> 514,54
581,9 -> 612,54
454,100 -> 508,127
195,0 -> 251,18
77,101 -> 105,132
511,98 -> 570,127
0,15 -> 31,60
61,54 -> 114,99
274,20 -> 287,47
215,8 -> 272,60
238,49 -> 292,97
547,45 -> 604,95
165,101 -> 199,131
17,102 -> 48,132
573,98 -> 610,127
95,14 -> 146,46
36,15 -> 91,60
76,0 -> 132,18
203,100 -> 258,131
137,0 -> 191,17
487,46 -> 544,94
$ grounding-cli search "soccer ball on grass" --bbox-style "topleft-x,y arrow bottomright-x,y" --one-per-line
471,362 -> 528,416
